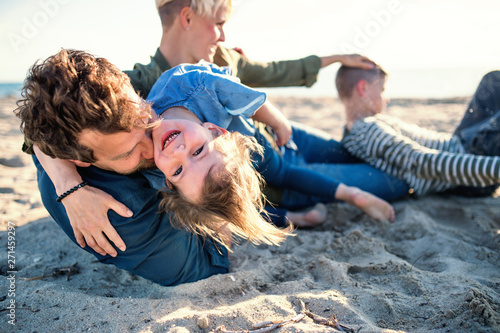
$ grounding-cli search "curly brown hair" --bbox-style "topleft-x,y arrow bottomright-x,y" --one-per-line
15,49 -> 152,162
160,131 -> 293,250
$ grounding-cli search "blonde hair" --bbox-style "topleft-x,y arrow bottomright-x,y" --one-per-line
158,0 -> 232,28
191,0 -> 231,17
159,131 -> 293,250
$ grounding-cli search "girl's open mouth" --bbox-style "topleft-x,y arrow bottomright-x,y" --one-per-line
161,130 -> 181,150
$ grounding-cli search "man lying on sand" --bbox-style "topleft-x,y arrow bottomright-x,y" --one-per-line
337,65 -> 500,196
16,49 -> 236,286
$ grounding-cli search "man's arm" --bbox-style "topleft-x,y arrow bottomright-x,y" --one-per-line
34,156 -> 229,285
33,146 -> 131,257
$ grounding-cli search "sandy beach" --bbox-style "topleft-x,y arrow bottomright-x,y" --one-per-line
1,94 -> 499,332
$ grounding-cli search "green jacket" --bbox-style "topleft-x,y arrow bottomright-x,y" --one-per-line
125,46 -> 322,97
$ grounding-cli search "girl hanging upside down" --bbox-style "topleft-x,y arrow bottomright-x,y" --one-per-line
148,62 -> 396,249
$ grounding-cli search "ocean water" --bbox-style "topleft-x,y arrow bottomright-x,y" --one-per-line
0,83 -> 23,98
0,67 -> 491,100
261,67 -> 490,99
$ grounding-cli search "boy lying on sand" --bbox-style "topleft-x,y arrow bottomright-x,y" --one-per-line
337,65 -> 500,197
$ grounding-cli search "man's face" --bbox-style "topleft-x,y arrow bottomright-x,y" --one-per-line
187,5 -> 231,63
76,89 -> 155,174
364,76 -> 388,116
78,127 -> 155,174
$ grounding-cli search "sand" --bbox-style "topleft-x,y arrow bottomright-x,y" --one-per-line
1,94 -> 499,333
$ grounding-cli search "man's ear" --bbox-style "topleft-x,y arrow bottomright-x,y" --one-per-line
69,159 -> 92,168
355,79 -> 368,97
203,122 -> 228,138
179,6 -> 192,30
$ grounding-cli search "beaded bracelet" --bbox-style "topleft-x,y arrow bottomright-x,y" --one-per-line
56,181 -> 89,202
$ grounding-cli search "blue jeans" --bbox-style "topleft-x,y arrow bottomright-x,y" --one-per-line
275,122 -> 409,210
255,123 -> 361,202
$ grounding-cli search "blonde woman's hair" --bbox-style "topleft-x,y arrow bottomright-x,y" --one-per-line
158,0 -> 232,29
159,131 -> 293,250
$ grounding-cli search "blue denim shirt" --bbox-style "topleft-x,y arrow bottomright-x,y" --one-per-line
34,156 -> 229,286
147,62 -> 298,190
147,61 -> 266,136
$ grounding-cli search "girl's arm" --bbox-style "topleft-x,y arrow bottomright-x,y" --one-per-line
250,101 -> 292,146
34,146 -> 131,257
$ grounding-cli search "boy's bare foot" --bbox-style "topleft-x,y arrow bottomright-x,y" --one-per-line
286,203 -> 328,227
336,184 -> 395,222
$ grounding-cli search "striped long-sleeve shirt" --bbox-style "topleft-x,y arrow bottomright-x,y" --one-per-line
341,114 -> 500,196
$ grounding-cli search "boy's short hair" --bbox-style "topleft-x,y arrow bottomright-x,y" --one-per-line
160,131 -> 292,249
158,0 -> 232,29
15,49 -> 152,162
335,65 -> 387,100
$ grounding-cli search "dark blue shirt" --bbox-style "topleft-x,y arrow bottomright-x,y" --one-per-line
34,156 -> 229,286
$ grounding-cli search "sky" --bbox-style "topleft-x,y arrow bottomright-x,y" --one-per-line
0,0 -> 498,98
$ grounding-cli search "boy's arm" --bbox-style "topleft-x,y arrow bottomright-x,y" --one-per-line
250,101 -> 292,146
33,146 -> 130,256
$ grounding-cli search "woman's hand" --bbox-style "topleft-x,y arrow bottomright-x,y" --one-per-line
61,185 -> 133,257
320,54 -> 375,70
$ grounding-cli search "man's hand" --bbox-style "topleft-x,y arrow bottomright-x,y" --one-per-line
61,185 -> 132,257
